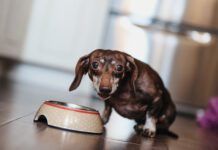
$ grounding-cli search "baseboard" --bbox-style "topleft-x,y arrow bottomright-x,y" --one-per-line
0,60 -> 2,77
176,103 -> 203,117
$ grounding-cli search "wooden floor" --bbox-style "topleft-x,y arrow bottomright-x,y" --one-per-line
0,78 -> 218,150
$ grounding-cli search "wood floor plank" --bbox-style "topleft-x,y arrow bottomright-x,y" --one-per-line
6,112 -> 218,150
0,79 -> 103,126
0,78 -> 218,150
0,120 -> 143,150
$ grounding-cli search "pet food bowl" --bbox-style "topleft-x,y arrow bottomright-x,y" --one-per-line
34,100 -> 103,134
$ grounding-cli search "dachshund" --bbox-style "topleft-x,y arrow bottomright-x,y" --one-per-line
69,49 -> 177,138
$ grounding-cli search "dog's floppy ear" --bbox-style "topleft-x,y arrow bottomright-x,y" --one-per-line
69,54 -> 90,91
126,55 -> 138,93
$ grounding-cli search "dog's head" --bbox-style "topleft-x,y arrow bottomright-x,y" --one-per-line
69,49 -> 138,100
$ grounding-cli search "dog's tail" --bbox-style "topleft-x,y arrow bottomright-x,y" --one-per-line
157,129 -> 179,139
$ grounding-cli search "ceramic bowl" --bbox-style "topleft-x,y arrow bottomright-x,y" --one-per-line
34,100 -> 103,134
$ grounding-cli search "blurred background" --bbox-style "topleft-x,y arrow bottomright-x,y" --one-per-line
0,0 -> 218,116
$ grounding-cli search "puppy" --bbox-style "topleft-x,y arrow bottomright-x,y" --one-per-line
69,49 -> 176,138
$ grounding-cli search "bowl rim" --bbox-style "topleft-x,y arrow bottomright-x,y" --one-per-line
44,100 -> 99,114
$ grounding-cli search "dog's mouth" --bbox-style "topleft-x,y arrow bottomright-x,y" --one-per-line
97,93 -> 111,100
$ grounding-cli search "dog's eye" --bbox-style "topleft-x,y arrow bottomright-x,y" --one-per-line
92,62 -> 99,69
116,65 -> 123,72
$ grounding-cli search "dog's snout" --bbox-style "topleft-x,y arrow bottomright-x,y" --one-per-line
99,87 -> 111,94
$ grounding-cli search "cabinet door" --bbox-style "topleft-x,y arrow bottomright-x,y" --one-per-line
0,0 -> 33,58
22,0 -> 110,70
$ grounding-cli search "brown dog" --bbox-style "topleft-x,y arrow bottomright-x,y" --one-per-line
69,49 -> 176,137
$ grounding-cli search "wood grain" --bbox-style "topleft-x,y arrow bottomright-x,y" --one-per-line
0,78 -> 217,150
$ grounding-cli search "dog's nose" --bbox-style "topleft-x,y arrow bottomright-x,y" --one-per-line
99,87 -> 111,94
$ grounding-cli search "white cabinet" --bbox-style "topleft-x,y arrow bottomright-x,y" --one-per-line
0,0 -> 110,70
0,0 -> 33,58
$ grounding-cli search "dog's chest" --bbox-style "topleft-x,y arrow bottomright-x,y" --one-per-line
110,99 -> 147,119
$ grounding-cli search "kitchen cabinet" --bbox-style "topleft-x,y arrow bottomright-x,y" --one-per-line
0,0 -> 110,70
104,0 -> 218,111
104,15 -> 218,109
0,0 -> 33,59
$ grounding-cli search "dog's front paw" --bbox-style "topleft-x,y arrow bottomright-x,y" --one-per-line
142,114 -> 157,138
101,116 -> 109,125
142,128 -> 156,138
